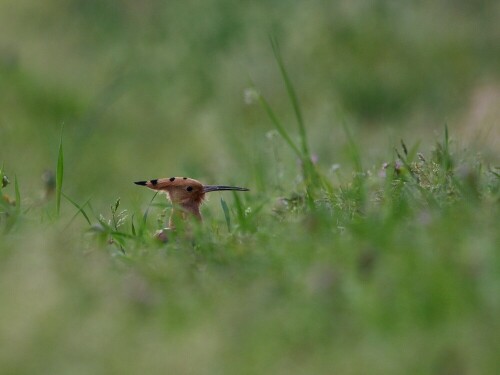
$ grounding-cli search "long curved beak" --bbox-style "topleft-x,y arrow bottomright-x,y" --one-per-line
203,185 -> 249,193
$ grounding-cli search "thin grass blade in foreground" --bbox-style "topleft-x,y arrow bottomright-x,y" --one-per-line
14,175 -> 21,214
220,197 -> 231,232
136,191 -> 159,237
131,214 -> 136,236
232,191 -> 247,231
342,122 -> 363,174
256,93 -> 301,158
56,133 -> 64,216
256,37 -> 324,201
270,36 -> 309,158
63,193 -> 92,226
443,123 -> 452,172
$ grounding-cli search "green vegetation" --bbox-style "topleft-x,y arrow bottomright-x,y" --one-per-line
1,1 -> 499,374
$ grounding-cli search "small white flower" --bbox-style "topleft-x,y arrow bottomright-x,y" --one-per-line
266,130 -> 278,140
330,164 -> 341,172
243,88 -> 259,105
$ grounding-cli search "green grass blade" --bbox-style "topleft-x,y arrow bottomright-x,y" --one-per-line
257,93 -> 302,157
407,140 -> 422,163
270,38 -> 323,193
490,167 -> 500,179
14,175 -> 21,213
0,164 -> 6,192
270,36 -> 309,157
220,197 -> 231,232
131,214 -> 136,236
445,123 -> 449,149
87,202 -> 107,228
342,122 -> 362,173
443,123 -> 452,172
232,191 -> 247,231
62,193 -> 91,225
140,191 -> 159,234
56,133 -> 64,216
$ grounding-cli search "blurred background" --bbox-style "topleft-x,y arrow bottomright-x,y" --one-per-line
1,0 -> 499,209
1,2 -> 500,374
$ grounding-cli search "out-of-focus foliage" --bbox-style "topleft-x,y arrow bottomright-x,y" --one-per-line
1,0 -> 499,202
1,1 -> 500,374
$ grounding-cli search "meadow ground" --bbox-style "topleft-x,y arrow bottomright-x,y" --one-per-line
1,1 -> 500,374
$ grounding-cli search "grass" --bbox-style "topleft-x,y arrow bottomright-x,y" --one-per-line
1,1 -> 500,373
56,128 -> 64,216
1,138 -> 499,374
1,60 -> 499,374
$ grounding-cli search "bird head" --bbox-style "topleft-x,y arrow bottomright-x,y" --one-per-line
134,176 -> 249,210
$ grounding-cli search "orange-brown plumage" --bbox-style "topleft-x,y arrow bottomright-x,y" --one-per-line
134,176 -> 248,228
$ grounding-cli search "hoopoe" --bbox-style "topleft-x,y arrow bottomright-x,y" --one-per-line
134,176 -> 249,229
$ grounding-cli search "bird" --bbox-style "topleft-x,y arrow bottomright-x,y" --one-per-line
134,176 -> 249,229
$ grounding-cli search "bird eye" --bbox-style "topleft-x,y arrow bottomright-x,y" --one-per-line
186,186 -> 193,192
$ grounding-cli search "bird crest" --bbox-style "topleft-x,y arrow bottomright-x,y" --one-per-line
135,176 -> 249,230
